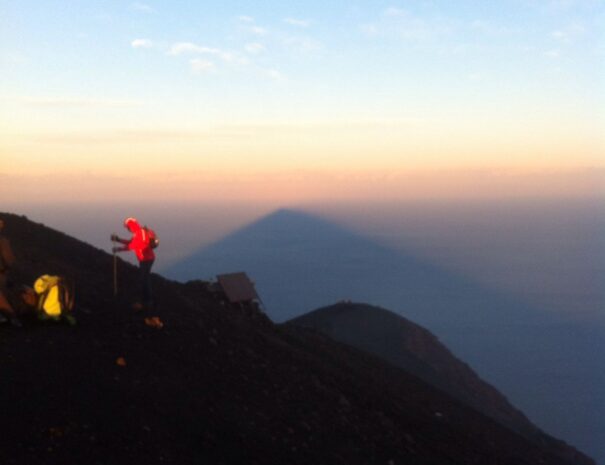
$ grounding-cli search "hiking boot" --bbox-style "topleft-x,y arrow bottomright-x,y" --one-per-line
9,317 -> 23,328
63,314 -> 77,326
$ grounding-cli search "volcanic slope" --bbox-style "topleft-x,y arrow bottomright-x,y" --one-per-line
0,212 -> 594,465
288,303 -> 570,453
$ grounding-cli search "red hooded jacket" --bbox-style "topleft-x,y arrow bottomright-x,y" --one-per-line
124,218 -> 155,262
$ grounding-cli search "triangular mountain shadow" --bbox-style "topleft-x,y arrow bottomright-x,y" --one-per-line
164,208 -> 605,461
166,208 -> 529,324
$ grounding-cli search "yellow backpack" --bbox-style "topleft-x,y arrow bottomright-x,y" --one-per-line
34,275 -> 74,317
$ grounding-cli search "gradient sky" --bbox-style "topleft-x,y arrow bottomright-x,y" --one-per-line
1,0 -> 604,204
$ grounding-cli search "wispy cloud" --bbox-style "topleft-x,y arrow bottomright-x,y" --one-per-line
468,72 -> 484,82
131,38 -> 153,49
169,42 -> 215,55
245,42 -> 266,54
236,16 -> 269,36
235,13 -> 323,56
168,42 -> 245,64
189,59 -> 216,74
284,17 -> 310,27
551,22 -> 585,43
545,49 -> 561,58
263,68 -> 285,81
1,51 -> 28,65
248,26 -> 268,36
129,15 -> 325,81
362,7 -> 454,42
283,36 -> 322,53
131,2 -> 155,13
9,96 -> 144,108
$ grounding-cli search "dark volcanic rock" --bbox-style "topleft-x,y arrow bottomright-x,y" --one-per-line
0,212 -> 595,465
288,302 -> 588,463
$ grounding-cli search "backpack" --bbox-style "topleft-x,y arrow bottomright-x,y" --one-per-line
34,275 -> 75,317
143,226 -> 159,249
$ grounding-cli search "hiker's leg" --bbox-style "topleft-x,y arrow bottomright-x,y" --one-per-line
140,259 -> 154,307
0,291 -> 15,317
0,283 -> 22,327
0,274 -> 17,318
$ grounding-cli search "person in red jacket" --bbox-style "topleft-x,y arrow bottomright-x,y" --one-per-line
111,217 -> 155,310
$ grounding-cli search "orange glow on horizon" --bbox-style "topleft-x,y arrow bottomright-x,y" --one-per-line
2,166 -> 603,206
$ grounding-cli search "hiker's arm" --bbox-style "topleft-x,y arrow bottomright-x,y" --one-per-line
110,234 -> 129,245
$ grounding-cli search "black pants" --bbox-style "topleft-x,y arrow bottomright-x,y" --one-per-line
139,259 -> 154,306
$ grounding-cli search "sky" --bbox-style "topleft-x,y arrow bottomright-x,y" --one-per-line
1,0 -> 604,205
2,5 -> 603,459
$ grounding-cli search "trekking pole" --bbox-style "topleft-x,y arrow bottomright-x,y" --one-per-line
112,234 -> 118,297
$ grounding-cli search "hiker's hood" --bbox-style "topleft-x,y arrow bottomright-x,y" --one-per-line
124,217 -> 141,233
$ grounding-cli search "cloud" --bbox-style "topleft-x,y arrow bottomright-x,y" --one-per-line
283,36 -> 322,53
551,22 -> 586,43
545,49 -> 561,58
9,96 -> 144,108
189,59 -> 216,74
1,51 -> 28,65
263,69 -> 285,81
236,15 -> 269,37
129,16 -> 320,82
245,42 -> 266,54
224,53 -> 248,65
362,7 -> 454,42
168,42 -> 209,55
170,41 -> 282,79
284,17 -> 309,27
235,14 -> 323,57
131,2 -> 155,13
12,128 -> 256,146
249,26 -> 268,36
168,42 -> 241,62
131,38 -> 153,49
